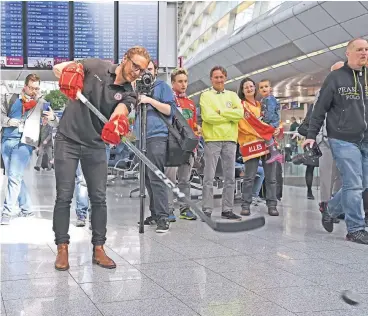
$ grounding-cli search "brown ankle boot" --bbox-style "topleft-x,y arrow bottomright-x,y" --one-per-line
92,245 -> 116,269
55,244 -> 69,271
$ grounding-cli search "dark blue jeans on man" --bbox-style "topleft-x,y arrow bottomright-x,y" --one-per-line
328,139 -> 368,233
75,145 -> 110,220
53,133 -> 108,245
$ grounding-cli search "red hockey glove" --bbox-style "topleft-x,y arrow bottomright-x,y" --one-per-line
59,63 -> 84,100
101,114 -> 130,145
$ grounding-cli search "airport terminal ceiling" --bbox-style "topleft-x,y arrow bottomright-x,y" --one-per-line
183,1 -> 368,102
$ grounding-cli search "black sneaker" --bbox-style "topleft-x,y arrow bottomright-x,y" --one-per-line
337,213 -> 345,220
34,166 -> 40,171
138,216 -> 157,226
307,192 -> 315,200
240,209 -> 251,216
320,203 -> 334,233
221,211 -> 242,221
268,207 -> 279,216
346,230 -> 368,244
320,202 -> 340,224
156,218 -> 170,233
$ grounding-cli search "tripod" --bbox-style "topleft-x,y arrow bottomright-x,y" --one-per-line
138,102 -> 147,233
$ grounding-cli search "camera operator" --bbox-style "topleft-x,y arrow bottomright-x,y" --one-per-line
303,38 -> 368,244
134,60 -> 176,233
52,46 -> 150,271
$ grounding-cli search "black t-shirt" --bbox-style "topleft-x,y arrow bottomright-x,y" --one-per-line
58,59 -> 133,148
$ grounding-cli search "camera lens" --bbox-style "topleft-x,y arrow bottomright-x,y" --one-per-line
143,76 -> 152,86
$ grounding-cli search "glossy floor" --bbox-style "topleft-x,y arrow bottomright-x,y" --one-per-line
1,170 -> 368,316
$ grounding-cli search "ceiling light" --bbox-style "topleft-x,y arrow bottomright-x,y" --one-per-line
307,49 -> 328,57
257,67 -> 271,73
296,55 -> 307,61
272,61 -> 289,69
188,39 -> 350,98
329,41 -> 349,50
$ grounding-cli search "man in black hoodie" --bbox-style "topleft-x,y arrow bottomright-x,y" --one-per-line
303,38 -> 368,244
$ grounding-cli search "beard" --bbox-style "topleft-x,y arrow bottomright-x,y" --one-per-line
121,63 -> 135,83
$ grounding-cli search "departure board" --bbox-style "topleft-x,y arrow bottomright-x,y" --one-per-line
74,2 -> 114,61
27,1 -> 70,68
119,2 -> 158,63
0,1 -> 24,68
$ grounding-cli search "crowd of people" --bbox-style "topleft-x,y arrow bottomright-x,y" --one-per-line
1,37 -> 367,271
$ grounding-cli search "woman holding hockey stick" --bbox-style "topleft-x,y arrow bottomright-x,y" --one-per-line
52,47 -> 150,271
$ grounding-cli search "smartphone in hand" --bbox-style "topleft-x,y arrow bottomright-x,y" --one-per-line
42,102 -> 51,116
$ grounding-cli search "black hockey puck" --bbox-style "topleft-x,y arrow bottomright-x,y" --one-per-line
341,290 -> 360,305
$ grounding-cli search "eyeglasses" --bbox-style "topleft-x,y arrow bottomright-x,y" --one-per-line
127,56 -> 145,74
27,86 -> 40,91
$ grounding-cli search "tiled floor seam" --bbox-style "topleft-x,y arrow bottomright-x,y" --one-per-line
101,239 -> 200,315
67,271 -> 110,316
191,256 -> 299,315
129,264 -> 202,316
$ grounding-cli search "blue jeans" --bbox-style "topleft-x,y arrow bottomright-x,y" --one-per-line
75,161 -> 89,219
75,145 -> 110,219
1,138 -> 33,216
328,139 -> 368,233
253,166 -> 265,197
235,162 -> 265,198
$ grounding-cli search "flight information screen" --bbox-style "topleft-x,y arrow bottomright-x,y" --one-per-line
0,1 -> 24,68
74,2 -> 114,61
119,2 -> 158,63
27,1 -> 70,68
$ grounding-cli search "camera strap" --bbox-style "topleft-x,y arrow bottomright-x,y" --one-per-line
152,107 -> 181,143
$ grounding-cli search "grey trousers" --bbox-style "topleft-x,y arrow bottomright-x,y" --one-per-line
202,141 -> 236,213
242,156 -> 277,209
319,140 -> 342,202
36,145 -> 53,168
165,154 -> 195,212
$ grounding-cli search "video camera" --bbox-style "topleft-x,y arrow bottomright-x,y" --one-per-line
135,70 -> 154,96
292,143 -> 322,165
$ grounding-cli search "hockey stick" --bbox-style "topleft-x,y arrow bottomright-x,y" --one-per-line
77,91 -> 265,232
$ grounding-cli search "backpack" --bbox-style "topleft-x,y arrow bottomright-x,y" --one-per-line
7,93 -> 19,109
155,107 -> 198,167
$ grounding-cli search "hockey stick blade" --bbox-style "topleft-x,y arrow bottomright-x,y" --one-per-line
77,92 -> 266,232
